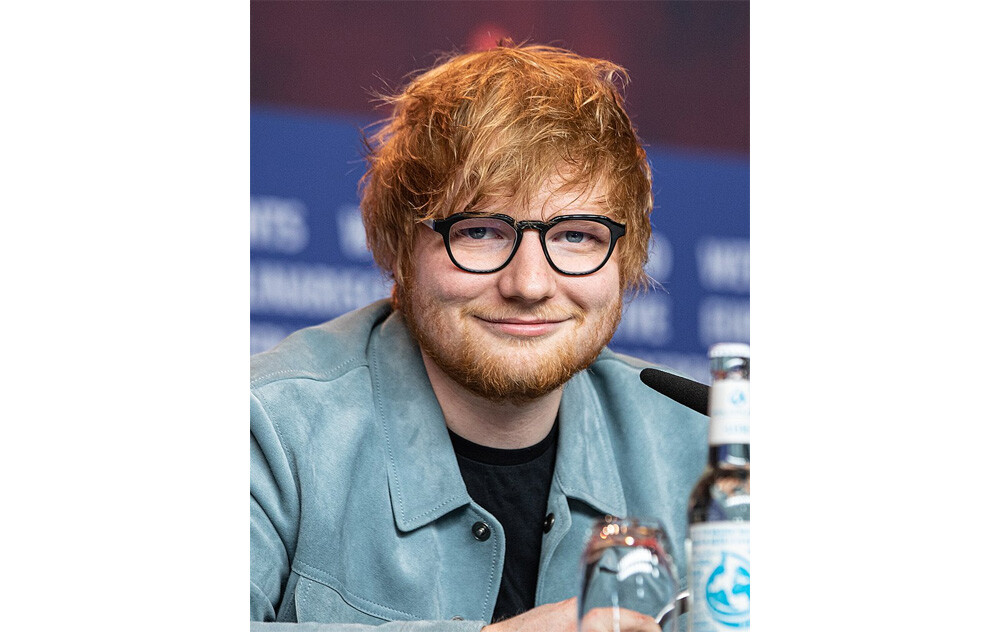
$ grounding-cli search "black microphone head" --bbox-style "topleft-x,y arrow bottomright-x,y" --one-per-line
639,368 -> 709,416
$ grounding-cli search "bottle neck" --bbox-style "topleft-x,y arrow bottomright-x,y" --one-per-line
709,443 -> 750,467
708,376 -> 750,448
707,350 -> 750,468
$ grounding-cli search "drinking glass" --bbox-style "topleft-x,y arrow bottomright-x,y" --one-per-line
578,516 -> 680,632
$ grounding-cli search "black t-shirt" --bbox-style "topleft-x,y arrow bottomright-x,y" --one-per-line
449,422 -> 558,623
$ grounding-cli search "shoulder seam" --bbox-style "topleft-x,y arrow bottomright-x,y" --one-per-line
251,355 -> 368,389
590,350 -> 642,371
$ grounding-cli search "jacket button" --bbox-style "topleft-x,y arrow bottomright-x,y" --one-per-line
471,521 -> 491,541
542,513 -> 555,533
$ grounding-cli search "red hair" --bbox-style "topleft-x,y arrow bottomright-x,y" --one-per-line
359,44 -> 654,304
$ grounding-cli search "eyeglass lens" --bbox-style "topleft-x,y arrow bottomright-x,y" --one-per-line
447,217 -> 614,274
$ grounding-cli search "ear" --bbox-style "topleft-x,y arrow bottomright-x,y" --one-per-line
390,283 -> 402,311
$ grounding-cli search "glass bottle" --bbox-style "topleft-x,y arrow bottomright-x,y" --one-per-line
686,343 -> 750,631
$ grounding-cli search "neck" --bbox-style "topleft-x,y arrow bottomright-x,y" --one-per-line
420,349 -> 563,449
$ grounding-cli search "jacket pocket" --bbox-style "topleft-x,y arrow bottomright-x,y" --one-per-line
292,571 -> 418,624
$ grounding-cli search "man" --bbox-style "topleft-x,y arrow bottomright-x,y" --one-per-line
251,44 -> 707,631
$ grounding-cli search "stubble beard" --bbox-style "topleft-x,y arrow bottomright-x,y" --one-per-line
399,289 -> 623,405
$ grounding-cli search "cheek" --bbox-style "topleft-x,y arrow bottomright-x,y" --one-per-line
420,270 -> 485,305
411,235 -> 491,304
571,263 -> 622,310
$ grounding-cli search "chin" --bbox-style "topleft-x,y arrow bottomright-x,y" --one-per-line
415,313 -> 619,404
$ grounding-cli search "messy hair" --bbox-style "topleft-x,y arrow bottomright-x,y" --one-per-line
359,44 -> 654,304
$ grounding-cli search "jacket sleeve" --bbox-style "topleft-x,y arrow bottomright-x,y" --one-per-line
251,390 -> 301,621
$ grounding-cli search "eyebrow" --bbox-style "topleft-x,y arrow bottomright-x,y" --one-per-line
458,194 -> 613,220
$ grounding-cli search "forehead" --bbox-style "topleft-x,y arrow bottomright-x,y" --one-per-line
469,175 -> 613,221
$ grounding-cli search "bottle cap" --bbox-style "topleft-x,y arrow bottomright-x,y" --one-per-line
709,342 -> 750,359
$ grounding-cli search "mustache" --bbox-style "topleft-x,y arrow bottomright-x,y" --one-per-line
462,306 -> 585,322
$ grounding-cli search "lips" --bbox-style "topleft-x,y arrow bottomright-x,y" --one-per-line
475,315 -> 571,338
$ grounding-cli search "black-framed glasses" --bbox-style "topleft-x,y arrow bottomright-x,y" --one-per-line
425,212 -> 627,275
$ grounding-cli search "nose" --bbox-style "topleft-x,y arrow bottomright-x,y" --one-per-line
496,231 -> 557,302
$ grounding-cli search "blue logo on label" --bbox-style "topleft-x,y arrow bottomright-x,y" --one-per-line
704,551 -> 750,628
730,390 -> 747,407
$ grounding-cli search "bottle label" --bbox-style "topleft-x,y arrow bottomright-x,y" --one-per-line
688,521 -> 751,631
708,381 -> 750,445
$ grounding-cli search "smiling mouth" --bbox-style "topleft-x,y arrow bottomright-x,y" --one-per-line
475,315 -> 571,337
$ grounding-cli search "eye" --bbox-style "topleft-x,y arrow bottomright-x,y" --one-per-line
548,223 -> 608,246
457,225 -> 501,240
449,217 -> 515,245
560,230 -> 590,244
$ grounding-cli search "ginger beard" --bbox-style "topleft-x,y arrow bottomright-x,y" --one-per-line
399,282 -> 624,404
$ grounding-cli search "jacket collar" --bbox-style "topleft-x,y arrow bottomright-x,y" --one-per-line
370,310 -> 471,532
554,364 -> 628,518
370,309 -> 627,532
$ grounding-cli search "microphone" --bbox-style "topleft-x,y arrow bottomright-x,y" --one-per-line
639,368 -> 709,416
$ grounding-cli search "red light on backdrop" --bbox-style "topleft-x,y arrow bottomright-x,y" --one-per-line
466,22 -> 513,51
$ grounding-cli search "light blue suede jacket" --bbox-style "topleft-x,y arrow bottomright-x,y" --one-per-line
250,300 -> 707,631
